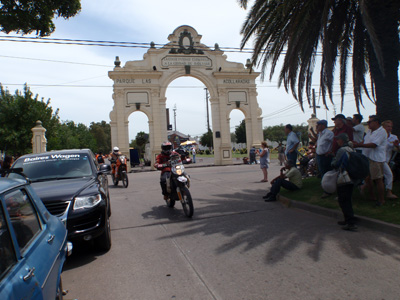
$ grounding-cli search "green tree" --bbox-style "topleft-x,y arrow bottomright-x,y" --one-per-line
55,121 -> 97,151
130,131 -> 149,158
89,121 -> 111,154
239,0 -> 400,135
0,0 -> 81,36
263,124 -> 286,143
231,132 -> 237,143
293,124 -> 309,146
0,85 -> 60,155
200,129 -> 213,148
235,120 -> 247,144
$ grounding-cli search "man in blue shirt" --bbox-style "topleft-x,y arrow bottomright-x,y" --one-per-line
285,124 -> 299,166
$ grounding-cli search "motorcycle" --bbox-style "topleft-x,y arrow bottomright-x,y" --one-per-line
111,155 -> 129,188
165,153 -> 194,217
175,147 -> 192,164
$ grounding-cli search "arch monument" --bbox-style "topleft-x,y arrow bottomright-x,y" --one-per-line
108,25 -> 263,169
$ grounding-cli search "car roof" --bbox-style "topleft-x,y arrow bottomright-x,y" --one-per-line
16,149 -> 93,160
0,178 -> 28,194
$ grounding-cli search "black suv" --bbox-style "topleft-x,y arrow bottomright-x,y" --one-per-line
10,149 -> 112,251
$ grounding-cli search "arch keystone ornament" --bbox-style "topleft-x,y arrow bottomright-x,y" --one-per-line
108,25 -> 263,169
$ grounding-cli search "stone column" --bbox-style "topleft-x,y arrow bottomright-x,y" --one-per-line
209,97 -> 221,165
307,115 -> 319,141
31,120 -> 47,154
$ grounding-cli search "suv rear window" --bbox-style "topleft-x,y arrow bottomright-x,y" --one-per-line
12,153 -> 93,182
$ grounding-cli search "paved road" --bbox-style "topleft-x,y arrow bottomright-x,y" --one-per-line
63,162 -> 400,300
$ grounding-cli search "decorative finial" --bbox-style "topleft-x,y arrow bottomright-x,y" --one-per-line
150,41 -> 155,49
246,58 -> 252,70
215,43 -> 220,51
114,56 -> 121,67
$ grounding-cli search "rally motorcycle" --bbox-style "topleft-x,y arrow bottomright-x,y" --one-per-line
165,153 -> 194,217
111,155 -> 129,188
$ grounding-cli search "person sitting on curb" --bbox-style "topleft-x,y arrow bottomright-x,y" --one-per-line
263,160 -> 303,202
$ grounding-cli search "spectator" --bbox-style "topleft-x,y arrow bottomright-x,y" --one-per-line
382,120 -> 399,199
331,114 -> 353,154
263,160 -> 302,202
284,124 -> 299,166
352,114 -> 365,153
353,115 -> 387,206
277,142 -> 285,166
249,146 -> 257,165
314,120 -> 334,178
331,133 -> 357,231
259,142 -> 270,182
346,117 -> 354,128
191,147 -> 196,163
0,156 -> 13,176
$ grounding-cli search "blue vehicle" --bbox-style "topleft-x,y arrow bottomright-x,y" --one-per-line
0,175 -> 72,300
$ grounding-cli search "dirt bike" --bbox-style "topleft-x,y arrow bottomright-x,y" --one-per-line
165,153 -> 194,217
111,155 -> 129,188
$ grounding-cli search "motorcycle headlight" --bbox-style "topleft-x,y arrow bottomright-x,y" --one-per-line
175,165 -> 184,175
73,194 -> 102,210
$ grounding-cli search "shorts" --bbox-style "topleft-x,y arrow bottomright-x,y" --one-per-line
369,159 -> 384,180
260,163 -> 269,169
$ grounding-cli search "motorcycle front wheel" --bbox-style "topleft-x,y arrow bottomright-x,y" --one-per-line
122,171 -> 128,188
180,187 -> 193,218
111,173 -> 119,186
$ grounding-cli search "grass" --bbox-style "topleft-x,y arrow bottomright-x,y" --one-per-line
280,177 -> 400,225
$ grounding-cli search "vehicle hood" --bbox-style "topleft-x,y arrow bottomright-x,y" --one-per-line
31,177 -> 96,203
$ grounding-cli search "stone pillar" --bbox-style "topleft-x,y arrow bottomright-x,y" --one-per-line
31,120 -> 47,154
307,115 -> 319,141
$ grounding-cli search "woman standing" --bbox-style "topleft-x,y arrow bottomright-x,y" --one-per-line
259,141 -> 270,182
382,120 -> 399,199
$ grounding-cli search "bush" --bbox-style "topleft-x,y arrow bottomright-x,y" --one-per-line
205,149 -> 211,155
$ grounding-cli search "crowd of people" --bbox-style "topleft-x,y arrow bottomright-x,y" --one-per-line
260,114 -> 399,232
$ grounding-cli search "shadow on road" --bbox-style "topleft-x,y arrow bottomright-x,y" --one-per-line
153,188 -> 400,265
63,241 -> 109,271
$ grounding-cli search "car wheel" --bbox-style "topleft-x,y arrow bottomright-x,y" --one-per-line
95,214 -> 112,252
55,276 -> 63,300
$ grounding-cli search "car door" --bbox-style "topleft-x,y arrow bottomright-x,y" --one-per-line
3,188 -> 64,299
0,194 -> 42,300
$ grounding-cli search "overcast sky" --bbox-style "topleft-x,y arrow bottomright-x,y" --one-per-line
0,0 -> 380,142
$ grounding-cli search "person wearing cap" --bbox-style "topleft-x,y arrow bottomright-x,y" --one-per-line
352,114 -> 365,153
313,120 -> 334,178
284,124 -> 299,166
331,114 -> 354,154
331,133 -> 357,231
353,115 -> 387,206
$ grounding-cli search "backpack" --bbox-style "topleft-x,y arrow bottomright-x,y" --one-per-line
345,152 -> 370,180
97,155 -> 105,164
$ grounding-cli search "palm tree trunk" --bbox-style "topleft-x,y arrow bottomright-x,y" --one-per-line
365,1 -> 400,136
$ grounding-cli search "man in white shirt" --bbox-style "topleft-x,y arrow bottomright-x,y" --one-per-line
285,124 -> 299,166
352,114 -> 365,152
353,115 -> 387,206
314,120 -> 334,178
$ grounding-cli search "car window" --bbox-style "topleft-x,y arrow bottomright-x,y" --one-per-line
5,189 -> 41,253
0,205 -> 17,279
11,153 -> 93,181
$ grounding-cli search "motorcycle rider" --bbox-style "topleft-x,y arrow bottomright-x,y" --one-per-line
110,146 -> 122,176
155,141 -> 177,200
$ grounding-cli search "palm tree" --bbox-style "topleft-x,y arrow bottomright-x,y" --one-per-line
239,0 -> 400,134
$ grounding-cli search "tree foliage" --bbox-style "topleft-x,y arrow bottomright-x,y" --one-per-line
264,123 -> 309,145
0,0 -> 81,36
200,129 -> 213,148
130,131 -> 149,158
235,120 -> 246,143
239,0 -> 400,134
0,85 -> 60,155
89,121 -> 111,154
0,85 -> 109,155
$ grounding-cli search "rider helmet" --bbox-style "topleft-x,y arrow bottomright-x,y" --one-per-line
161,141 -> 173,155
113,146 -> 120,154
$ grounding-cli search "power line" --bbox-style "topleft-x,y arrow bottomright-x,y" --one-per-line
0,54 -> 111,67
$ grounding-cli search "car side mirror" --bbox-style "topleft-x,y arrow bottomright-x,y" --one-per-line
98,164 -> 111,174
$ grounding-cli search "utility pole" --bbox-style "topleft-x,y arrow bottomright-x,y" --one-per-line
173,104 -> 177,132
310,88 -> 320,118
205,87 -> 210,132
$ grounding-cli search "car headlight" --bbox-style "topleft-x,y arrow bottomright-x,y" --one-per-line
73,194 -> 102,210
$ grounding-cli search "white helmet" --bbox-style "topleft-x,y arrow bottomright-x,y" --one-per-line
113,147 -> 119,153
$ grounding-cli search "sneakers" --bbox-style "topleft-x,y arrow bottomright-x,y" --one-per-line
342,224 -> 357,231
262,192 -> 272,199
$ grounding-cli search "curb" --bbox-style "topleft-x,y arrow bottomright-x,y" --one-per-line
278,195 -> 400,237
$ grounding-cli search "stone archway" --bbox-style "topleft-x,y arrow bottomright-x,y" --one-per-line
108,25 -> 263,168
